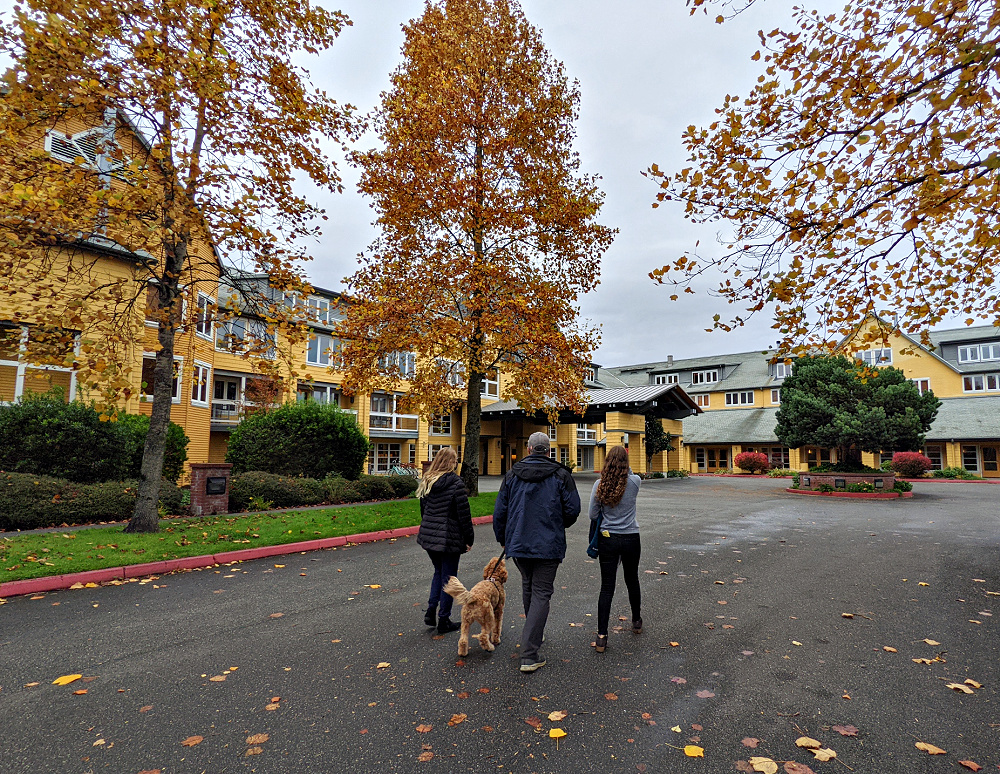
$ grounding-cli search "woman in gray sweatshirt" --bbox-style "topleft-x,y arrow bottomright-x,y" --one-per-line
589,445 -> 642,653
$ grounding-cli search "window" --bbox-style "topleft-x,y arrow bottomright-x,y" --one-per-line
725,391 -> 755,406
216,317 -> 274,357
308,296 -> 330,325
370,443 -> 402,473
577,423 -> 596,441
195,294 -> 214,339
191,362 -> 210,406
583,367 -> 597,382
548,425 -> 557,440
770,388 -> 781,405
911,378 -> 931,396
428,443 -> 452,462
962,445 -> 979,471
654,373 -> 678,385
369,393 -> 418,432
767,446 -> 790,468
691,369 -> 720,385
141,355 -> 181,402
774,362 -> 791,379
879,450 -> 893,466
297,382 -> 340,405
436,359 -> 465,388
923,444 -> 943,471
560,447 -> 569,465
430,413 -> 452,435
983,447 -> 998,473
480,371 -> 499,398
46,128 -> 125,175
144,284 -> 184,328
695,394 -> 710,408
858,348 -> 892,366
378,351 -> 416,380
963,374 -> 1000,392
549,446 -> 557,461
307,333 -> 342,367
409,444 -> 416,465
696,447 -> 706,470
958,342 -> 1000,363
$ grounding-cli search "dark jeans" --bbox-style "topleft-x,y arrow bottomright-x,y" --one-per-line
597,532 -> 641,635
513,557 -> 560,661
426,550 -> 461,619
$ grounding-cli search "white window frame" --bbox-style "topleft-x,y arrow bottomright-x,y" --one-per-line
695,394 -> 710,408
958,342 -> 1000,364
45,127 -> 125,176
725,390 -> 755,406
369,392 -> 419,433
770,388 -> 781,405
216,316 -> 274,358
141,353 -> 183,403
691,369 -> 720,385
370,442 -> 402,473
308,296 -> 330,325
654,373 -> 678,385
962,445 -> 980,471
774,362 -> 790,379
191,361 -> 211,406
911,378 -> 931,396
428,443 -> 452,462
583,367 -> 597,382
480,371 -> 499,398
0,324 -> 79,404
962,374 -> 999,392
858,348 -> 893,366
195,293 -> 214,340
430,413 -> 452,435
577,423 -> 597,441
307,332 -> 341,368
379,351 -> 416,380
547,425 -> 557,441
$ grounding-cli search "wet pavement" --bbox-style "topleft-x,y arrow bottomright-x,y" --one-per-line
1,476 -> 998,773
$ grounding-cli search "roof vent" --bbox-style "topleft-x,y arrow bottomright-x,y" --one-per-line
667,355 -> 674,365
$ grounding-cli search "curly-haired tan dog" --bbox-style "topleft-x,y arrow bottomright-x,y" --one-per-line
443,558 -> 507,657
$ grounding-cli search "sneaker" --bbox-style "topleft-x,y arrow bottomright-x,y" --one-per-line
424,608 -> 437,627
632,618 -> 643,634
519,658 -> 546,673
437,616 -> 460,634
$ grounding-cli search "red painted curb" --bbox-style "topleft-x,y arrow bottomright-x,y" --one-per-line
0,515 -> 496,598
785,488 -> 913,499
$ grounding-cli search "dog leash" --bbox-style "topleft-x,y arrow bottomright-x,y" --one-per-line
485,547 -> 507,597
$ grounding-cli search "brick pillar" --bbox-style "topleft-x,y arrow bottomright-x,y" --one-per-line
189,463 -> 233,516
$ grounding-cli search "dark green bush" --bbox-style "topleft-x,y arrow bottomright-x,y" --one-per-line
229,471 -> 326,511
226,402 -> 369,479
932,466 -> 979,480
384,474 -> 419,498
0,392 -> 189,484
0,472 -> 182,530
664,469 -> 689,478
324,476 -> 365,504
893,479 -> 914,493
354,474 -> 395,501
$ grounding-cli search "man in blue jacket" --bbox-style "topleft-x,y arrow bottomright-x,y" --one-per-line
494,431 -> 581,672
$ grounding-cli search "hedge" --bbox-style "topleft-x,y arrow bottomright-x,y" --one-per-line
229,471 -> 327,512
0,472 -> 183,531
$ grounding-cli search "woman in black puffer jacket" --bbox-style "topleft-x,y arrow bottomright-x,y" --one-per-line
416,447 -> 474,634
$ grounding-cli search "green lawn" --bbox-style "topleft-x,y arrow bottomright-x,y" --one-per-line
0,494 -> 498,585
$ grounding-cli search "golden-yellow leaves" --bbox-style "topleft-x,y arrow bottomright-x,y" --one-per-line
915,741 -> 947,755
684,745 -> 705,757
795,737 -> 822,749
52,674 -> 82,686
749,756 -> 779,774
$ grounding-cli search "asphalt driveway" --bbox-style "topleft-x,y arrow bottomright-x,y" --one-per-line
1,476 -> 997,773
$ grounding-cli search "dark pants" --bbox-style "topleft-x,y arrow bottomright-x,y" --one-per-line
513,557 -> 560,661
597,532 -> 642,635
426,550 -> 461,619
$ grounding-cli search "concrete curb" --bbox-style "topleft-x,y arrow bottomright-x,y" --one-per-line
785,487 -> 913,500
0,515 -> 496,599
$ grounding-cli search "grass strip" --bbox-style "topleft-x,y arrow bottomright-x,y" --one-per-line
0,494 -> 498,584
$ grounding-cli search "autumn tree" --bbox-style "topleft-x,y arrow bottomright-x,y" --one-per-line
337,0 -> 615,495
650,0 -> 1000,353
644,413 -> 675,471
0,0 -> 352,531
774,355 -> 940,469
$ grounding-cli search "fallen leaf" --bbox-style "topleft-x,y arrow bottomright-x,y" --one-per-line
245,747 -> 263,756
209,675 -> 226,682
741,737 -> 760,748
918,582 -> 929,586
691,723 -> 703,731
85,582 -> 98,588
273,564 -> 284,568
811,748 -> 836,761
923,639 -> 940,646
842,694 -> 851,700
792,641 -> 802,646
525,717 -> 542,729
93,739 -> 105,747
271,696 -> 280,702
841,613 -> 854,618
671,725 -> 682,733
883,646 -> 897,653
965,679 -> 983,689
416,724 -> 432,733
947,683 -> 975,694
265,704 -> 280,711
448,713 -> 466,726
139,705 -> 153,713
548,710 -> 568,721
368,584 -> 381,589
481,725 -> 494,732
735,762 -> 755,773
670,677 -> 687,684
53,674 -> 82,686
669,641 -> 679,647
73,689 -> 88,695
376,662 -> 390,669
180,736 -> 203,747
359,729 -> 368,735
549,728 -> 567,739
478,688 -> 490,694
137,770 -> 162,774
246,734 -> 269,745
795,737 -> 822,749
456,692 -> 470,699
417,751 -> 434,762
750,756 -> 779,774
684,745 -> 704,757
696,690 -> 715,699
269,612 -> 284,619
832,725 -> 858,736
641,713 -> 652,720
912,658 -> 934,664
784,763 -> 817,774
24,682 -> 39,688
605,693 -> 618,700
915,741 -> 946,755
958,760 -> 983,771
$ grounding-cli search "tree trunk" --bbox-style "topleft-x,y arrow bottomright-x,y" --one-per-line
461,371 -> 483,497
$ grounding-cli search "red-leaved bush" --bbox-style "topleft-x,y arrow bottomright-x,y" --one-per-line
734,451 -> 770,474
890,451 -> 932,478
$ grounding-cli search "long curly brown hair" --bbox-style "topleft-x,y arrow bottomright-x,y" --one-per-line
595,446 -> 630,507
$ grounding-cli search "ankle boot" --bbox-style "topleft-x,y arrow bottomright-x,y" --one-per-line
438,616 -> 460,634
424,607 -> 437,627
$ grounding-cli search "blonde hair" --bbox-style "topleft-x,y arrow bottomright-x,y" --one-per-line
416,447 -> 459,498
595,446 -> 630,507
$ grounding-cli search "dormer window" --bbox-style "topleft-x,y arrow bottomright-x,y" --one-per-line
858,348 -> 892,366
691,369 -> 720,385
774,362 -> 791,379
958,342 -> 1000,363
654,374 -> 678,385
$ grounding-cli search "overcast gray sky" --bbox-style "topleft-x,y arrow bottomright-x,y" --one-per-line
2,0 -> 812,365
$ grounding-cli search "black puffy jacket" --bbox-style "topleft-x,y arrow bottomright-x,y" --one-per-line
417,472 -> 474,554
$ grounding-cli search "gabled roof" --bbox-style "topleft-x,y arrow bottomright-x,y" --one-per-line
680,407 -> 781,445
928,324 -> 1000,348
480,383 -> 701,422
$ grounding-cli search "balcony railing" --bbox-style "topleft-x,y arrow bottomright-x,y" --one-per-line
369,412 -> 419,433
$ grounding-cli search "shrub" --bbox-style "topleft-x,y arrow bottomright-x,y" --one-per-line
324,476 -> 365,504
767,468 -> 797,478
229,471 -> 326,511
117,413 -> 190,484
791,473 -> 800,488
354,474 -> 395,501
0,472 -> 182,530
664,469 -> 689,478
384,474 -> 419,498
890,451 -> 932,479
894,479 -> 914,493
157,478 -> 184,515
650,471 -> 665,479
226,401 -> 369,479
932,466 -> 979,480
734,452 -> 769,474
